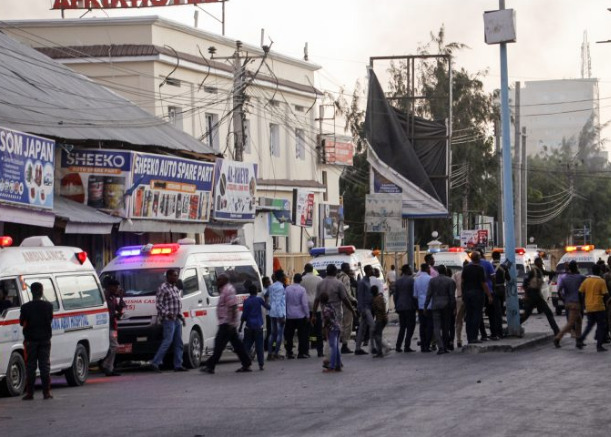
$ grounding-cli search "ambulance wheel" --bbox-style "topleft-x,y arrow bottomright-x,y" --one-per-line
65,344 -> 89,387
184,329 -> 203,369
0,352 -> 26,397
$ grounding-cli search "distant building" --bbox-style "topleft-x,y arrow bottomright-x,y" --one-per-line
517,79 -> 600,157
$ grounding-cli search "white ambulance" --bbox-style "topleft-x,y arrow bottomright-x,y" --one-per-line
308,246 -> 388,305
100,240 -> 262,368
430,247 -> 471,273
551,245 -> 608,314
0,236 -> 109,397
495,247 -> 551,304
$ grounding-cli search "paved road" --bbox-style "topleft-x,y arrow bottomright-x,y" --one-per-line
1,313 -> 609,437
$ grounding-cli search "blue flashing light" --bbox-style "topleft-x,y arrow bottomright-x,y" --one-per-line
117,246 -> 142,257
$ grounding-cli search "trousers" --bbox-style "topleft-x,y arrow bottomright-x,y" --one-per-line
432,307 -> 451,351
24,340 -> 51,395
341,305 -> 354,344
205,324 -> 252,370
355,308 -> 374,351
152,319 -> 183,368
556,302 -> 582,341
395,309 -> 417,350
243,327 -> 264,368
464,289 -> 484,343
579,311 -> 607,347
268,317 -> 286,355
328,329 -> 341,370
521,289 -> 559,335
373,320 -> 387,354
418,310 -> 433,351
102,329 -> 119,372
284,318 -> 309,357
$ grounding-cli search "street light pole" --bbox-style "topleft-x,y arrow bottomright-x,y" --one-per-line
498,0 -> 521,336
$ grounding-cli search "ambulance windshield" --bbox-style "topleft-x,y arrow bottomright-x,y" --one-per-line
101,269 -> 170,297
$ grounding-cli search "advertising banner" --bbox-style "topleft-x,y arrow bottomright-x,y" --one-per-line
385,231 -> 408,252
460,229 -> 488,249
52,0 -> 223,10
292,190 -> 314,228
212,159 -> 258,222
0,127 -> 55,210
60,148 -> 132,215
320,204 -> 344,240
265,198 -> 290,236
324,139 -> 354,166
365,193 -> 403,233
131,152 -> 215,222
371,167 -> 402,194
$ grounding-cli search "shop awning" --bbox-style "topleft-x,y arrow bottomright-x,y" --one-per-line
119,219 -> 205,234
54,197 -> 121,234
0,203 -> 55,228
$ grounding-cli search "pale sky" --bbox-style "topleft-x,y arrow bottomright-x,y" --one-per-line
3,0 -> 611,141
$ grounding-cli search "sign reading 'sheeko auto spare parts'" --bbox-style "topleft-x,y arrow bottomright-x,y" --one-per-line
52,0 -> 224,10
0,126 -> 55,210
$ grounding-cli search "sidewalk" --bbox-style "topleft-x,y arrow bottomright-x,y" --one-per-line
385,309 -> 560,353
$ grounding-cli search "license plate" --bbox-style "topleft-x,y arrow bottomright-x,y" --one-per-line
137,336 -> 147,342
117,343 -> 133,354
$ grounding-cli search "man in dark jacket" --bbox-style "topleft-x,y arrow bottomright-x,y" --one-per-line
20,282 -> 54,400
394,265 -> 417,352
424,265 -> 456,354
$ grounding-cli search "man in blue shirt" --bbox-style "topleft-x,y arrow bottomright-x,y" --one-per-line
240,284 -> 270,370
479,250 -> 500,340
414,263 -> 433,352
266,270 -> 286,360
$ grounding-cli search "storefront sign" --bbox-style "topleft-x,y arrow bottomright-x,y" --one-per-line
365,193 -> 402,233
0,126 -> 55,210
324,139 -> 354,166
320,204 -> 344,240
372,167 -> 402,194
265,198 -> 290,236
52,0 -> 223,10
60,148 -> 132,215
292,190 -> 314,227
212,159 -> 257,222
131,152 -> 215,222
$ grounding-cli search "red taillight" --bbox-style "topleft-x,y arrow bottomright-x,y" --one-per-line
76,251 -> 88,264
516,248 -> 526,255
0,236 -> 13,248
448,247 -> 464,252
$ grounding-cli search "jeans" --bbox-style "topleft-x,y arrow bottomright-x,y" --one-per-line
488,294 -> 503,338
521,289 -> 560,335
243,327 -> 264,368
152,319 -> 183,369
464,289 -> 484,343
373,320 -> 387,354
395,309 -> 417,350
418,310 -> 433,351
355,308 -> 374,351
328,328 -> 341,370
268,317 -> 286,355
579,311 -> 607,347
432,308 -> 451,351
556,302 -> 582,341
24,340 -> 51,396
285,318 -> 309,357
102,329 -> 119,372
205,324 -> 252,370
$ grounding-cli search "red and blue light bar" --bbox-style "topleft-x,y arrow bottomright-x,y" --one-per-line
116,243 -> 180,257
309,245 -> 356,256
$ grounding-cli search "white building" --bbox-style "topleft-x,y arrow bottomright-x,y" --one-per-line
518,79 -> 600,157
3,16 -> 350,274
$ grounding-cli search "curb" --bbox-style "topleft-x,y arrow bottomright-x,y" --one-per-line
461,333 -> 555,353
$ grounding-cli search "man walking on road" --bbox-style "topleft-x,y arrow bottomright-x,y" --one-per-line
101,278 -> 125,377
554,261 -> 585,348
201,274 -> 253,373
520,258 -> 559,335
151,269 -> 188,373
424,265 -> 456,354
415,263 -> 433,352
20,282 -> 54,400
577,264 -> 609,352
462,252 -> 493,345
354,265 -> 375,355
394,265 -> 417,352
302,264 -> 323,357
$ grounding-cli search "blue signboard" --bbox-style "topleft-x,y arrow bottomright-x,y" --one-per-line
131,152 -> 215,222
0,126 -> 55,210
372,167 -> 402,194
60,149 -> 133,215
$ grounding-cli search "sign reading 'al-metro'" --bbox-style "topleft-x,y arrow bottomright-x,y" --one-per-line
52,0 -> 224,9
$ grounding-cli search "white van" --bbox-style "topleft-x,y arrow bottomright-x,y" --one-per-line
551,245 -> 608,314
0,236 -> 109,397
430,248 -> 471,273
495,247 -> 551,304
101,241 -> 262,368
308,246 -> 388,305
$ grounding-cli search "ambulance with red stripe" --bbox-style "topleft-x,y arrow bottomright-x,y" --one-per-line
0,236 -> 109,397
100,240 -> 261,368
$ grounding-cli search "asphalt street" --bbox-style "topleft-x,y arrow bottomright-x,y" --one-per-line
1,312 -> 610,437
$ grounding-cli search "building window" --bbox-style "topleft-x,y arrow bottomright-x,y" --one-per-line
165,77 -> 181,87
269,100 -> 280,108
322,170 -> 328,201
204,86 -> 218,94
205,113 -> 220,151
294,105 -> 305,112
270,123 -> 280,157
243,119 -> 251,155
168,106 -> 183,131
295,128 -> 305,160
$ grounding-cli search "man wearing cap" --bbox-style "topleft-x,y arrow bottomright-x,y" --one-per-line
20,282 -> 54,400
101,278 -> 126,377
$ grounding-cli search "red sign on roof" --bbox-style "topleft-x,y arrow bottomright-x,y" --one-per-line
52,0 -> 224,10
324,139 -> 354,166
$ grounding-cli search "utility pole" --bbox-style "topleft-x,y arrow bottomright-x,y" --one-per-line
514,81 -> 521,247
495,119 -> 504,244
521,126 -> 527,244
